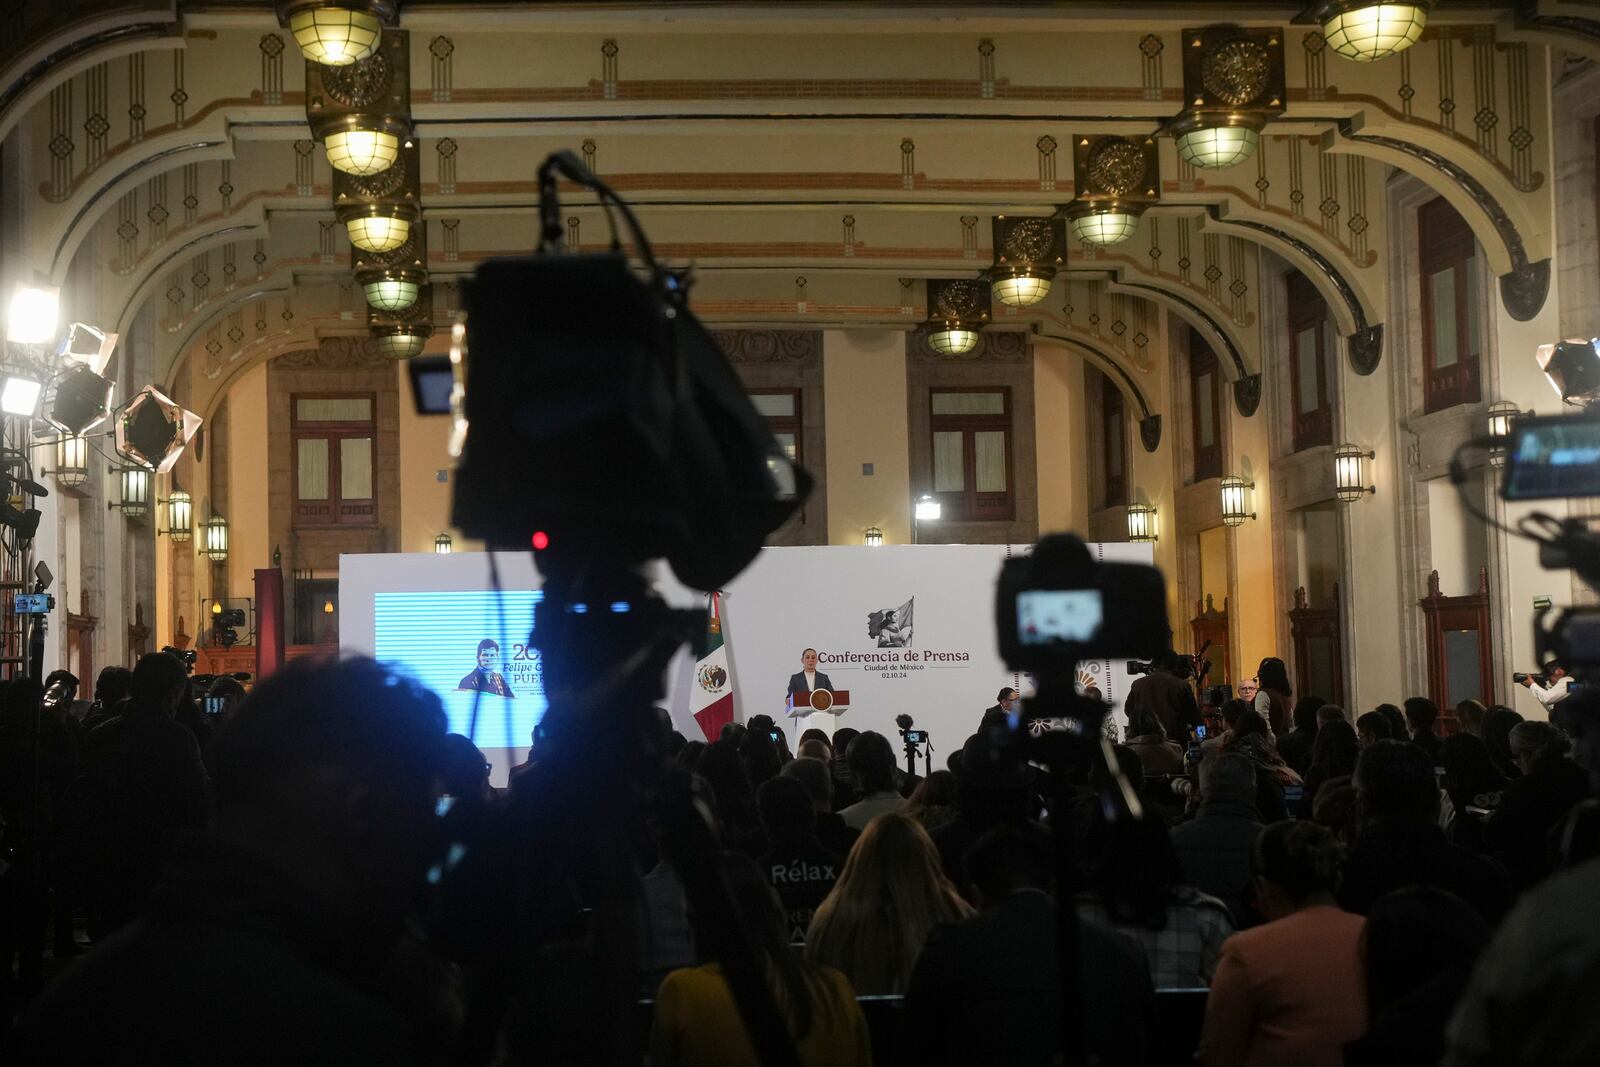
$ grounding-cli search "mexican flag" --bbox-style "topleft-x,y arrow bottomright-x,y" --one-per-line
692,592 -> 736,741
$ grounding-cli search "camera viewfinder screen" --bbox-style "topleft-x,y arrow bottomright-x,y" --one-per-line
1016,589 -> 1103,646
1503,417 -> 1600,500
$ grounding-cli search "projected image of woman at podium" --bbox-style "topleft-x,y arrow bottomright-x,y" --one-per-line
786,647 -> 833,704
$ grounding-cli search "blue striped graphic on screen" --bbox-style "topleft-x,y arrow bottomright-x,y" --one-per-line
373,589 -> 546,751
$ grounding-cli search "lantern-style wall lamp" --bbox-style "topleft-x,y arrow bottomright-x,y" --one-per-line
1126,501 -> 1158,543
1333,444 -> 1376,502
435,532 -> 453,554
160,487 -> 193,542
864,526 -> 884,547
203,512 -> 230,562
1220,475 -> 1256,527
108,466 -> 152,520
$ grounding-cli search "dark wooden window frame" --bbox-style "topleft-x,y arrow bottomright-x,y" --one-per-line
291,392 -> 378,527
1102,375 -> 1127,509
1418,197 -> 1483,413
928,386 -> 1015,522
749,387 -> 803,468
1286,272 -> 1335,451
1190,333 -> 1223,483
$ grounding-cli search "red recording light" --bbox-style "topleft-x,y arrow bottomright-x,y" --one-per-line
531,531 -> 550,550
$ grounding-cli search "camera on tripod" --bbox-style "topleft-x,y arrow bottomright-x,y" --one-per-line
212,608 -> 246,650
1126,659 -> 1156,676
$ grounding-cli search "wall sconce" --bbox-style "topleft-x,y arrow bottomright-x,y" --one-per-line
52,433 -> 89,488
864,526 -> 884,547
203,512 -> 230,562
1126,502 -> 1158,542
1220,475 -> 1256,527
1333,443 -> 1376,502
160,487 -> 193,542
108,466 -> 152,520
1486,401 -> 1529,468
434,532 -> 453,554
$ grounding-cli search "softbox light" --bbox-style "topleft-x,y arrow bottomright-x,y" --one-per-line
50,365 -> 116,434
1537,338 -> 1600,407
56,323 -> 117,375
114,385 -> 202,474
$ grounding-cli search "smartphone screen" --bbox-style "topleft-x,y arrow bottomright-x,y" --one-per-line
1195,724 -> 1208,739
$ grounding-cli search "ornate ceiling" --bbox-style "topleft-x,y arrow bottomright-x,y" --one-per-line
0,1 -> 1592,421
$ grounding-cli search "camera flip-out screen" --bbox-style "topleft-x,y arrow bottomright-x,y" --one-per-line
1502,414 -> 1600,501
1017,589 -> 1104,646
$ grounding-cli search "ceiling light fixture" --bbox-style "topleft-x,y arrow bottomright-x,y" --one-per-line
924,278 -> 990,356
342,204 -> 415,253
1314,2 -> 1430,63
276,1 -> 393,67
323,122 -> 405,176
1167,27 -> 1286,170
371,327 -> 430,360
362,273 -> 421,312
988,216 -> 1066,307
1064,135 -> 1161,247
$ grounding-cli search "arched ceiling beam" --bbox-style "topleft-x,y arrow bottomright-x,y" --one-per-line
110,217 -> 269,341
1193,205 -> 1384,375
0,11 -> 177,145
1323,120 -> 1548,320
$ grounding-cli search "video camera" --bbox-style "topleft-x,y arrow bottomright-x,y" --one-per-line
1512,671 -> 1549,686
996,535 -> 1168,680
161,645 -> 197,671
1493,413 -> 1600,680
1126,659 -> 1156,676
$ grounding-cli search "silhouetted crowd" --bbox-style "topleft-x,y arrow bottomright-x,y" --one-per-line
2,651 -> 1599,1065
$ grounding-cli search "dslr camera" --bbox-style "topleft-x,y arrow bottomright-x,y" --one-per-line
1512,671 -> 1548,686
995,534 -> 1168,680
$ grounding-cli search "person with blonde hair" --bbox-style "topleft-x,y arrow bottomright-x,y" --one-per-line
651,853 -> 870,1066
805,812 -> 973,995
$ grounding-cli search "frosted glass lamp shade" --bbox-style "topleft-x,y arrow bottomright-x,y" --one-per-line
373,330 -> 428,360
990,272 -> 1053,308
1070,210 -> 1141,246
1322,3 -> 1429,62
363,276 -> 420,311
926,327 -> 981,356
167,489 -> 193,542
1176,125 -> 1261,169
1126,503 -> 1157,542
54,434 -> 89,488
288,6 -> 383,66
345,213 -> 411,253
325,127 -> 399,176
1334,444 -> 1375,502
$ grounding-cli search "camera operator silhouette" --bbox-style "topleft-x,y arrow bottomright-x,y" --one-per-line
457,638 -> 515,698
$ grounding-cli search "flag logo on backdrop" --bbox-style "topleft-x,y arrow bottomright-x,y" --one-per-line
866,597 -> 915,648
692,592 -> 736,740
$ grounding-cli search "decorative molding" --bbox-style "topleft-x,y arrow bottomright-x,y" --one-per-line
1500,258 -> 1552,323
1232,373 -> 1262,417
277,336 -> 393,369
909,328 -> 1028,362
1139,413 -> 1162,453
710,329 -> 821,364
1348,323 -> 1384,375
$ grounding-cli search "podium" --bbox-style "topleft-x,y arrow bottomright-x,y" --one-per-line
787,688 -> 851,736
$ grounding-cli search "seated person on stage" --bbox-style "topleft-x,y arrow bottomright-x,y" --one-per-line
457,639 -> 514,698
787,647 -> 832,704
